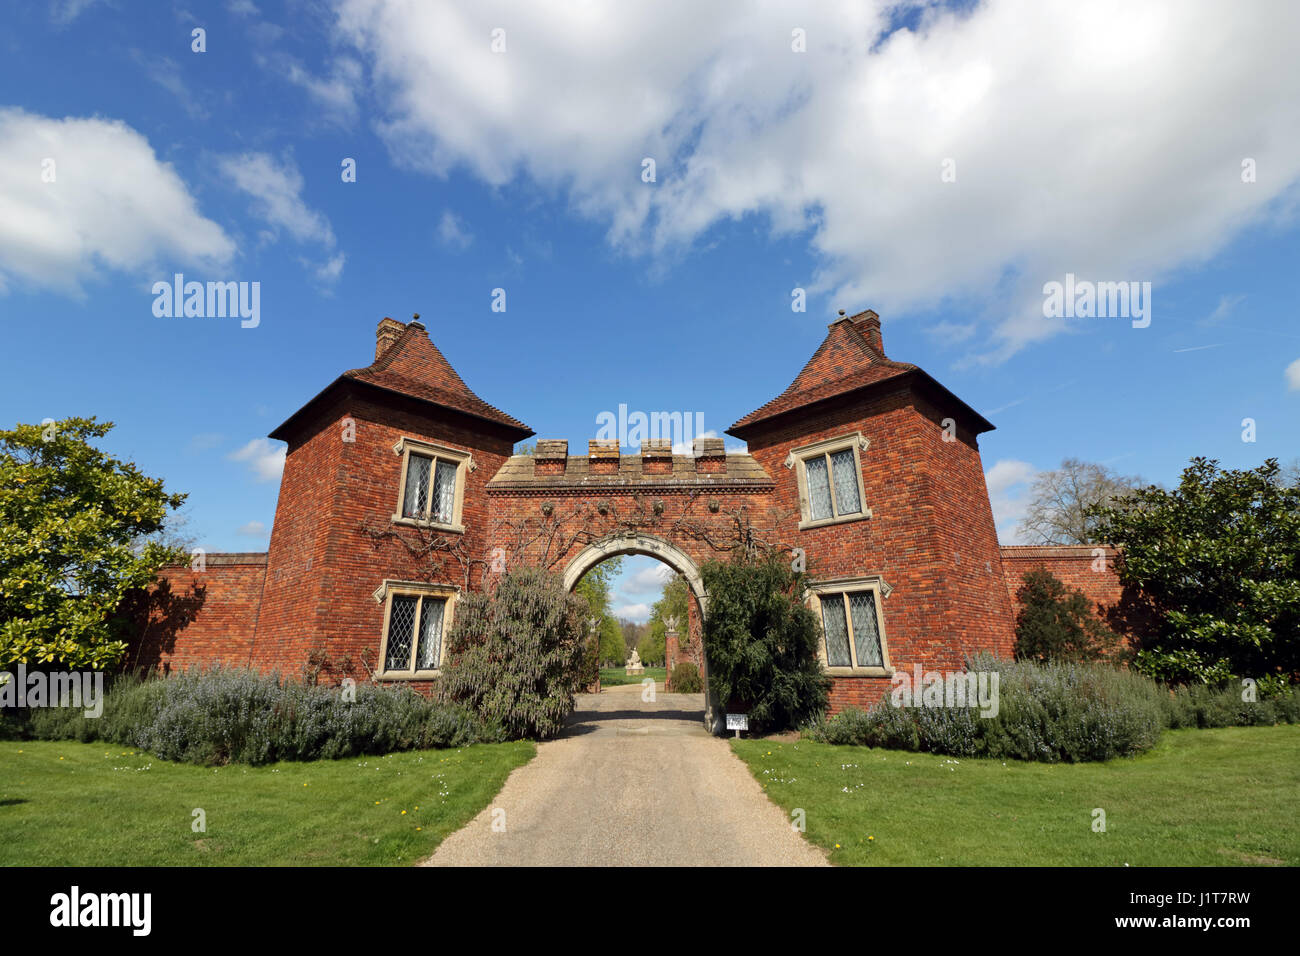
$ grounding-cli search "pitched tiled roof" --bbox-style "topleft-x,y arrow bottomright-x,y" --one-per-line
342,323 -> 530,432
269,321 -> 532,441
730,314 -> 917,432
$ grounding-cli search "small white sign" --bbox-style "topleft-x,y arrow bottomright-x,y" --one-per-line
726,713 -> 748,731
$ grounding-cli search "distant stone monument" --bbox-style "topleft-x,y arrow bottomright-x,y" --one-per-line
625,648 -> 644,675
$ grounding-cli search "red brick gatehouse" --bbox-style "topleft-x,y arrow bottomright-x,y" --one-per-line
130,309 -> 1119,730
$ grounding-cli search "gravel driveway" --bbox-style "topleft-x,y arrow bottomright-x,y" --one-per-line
422,683 -> 828,866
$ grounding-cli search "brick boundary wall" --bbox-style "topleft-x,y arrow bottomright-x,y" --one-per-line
129,553 -> 268,676
999,544 -> 1128,642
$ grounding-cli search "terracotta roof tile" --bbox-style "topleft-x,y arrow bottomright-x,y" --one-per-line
342,323 -> 531,433
730,314 -> 916,432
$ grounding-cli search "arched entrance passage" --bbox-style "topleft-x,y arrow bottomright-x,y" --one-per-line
562,533 -> 721,733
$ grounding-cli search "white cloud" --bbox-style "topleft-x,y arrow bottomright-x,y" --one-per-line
236,520 -> 268,537
50,0 -> 104,25
1286,357 -> 1300,391
925,320 -> 977,346
1202,293 -> 1246,326
614,603 -> 651,624
229,438 -> 286,482
437,210 -> 474,249
218,152 -> 344,282
0,108 -> 234,294
282,56 -> 363,125
623,563 -> 672,596
301,252 -> 346,285
984,459 -> 1038,543
132,52 -> 208,120
217,152 -> 336,247
228,0 -> 260,17
333,0 -> 1300,361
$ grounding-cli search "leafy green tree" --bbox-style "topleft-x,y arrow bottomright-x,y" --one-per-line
441,566 -> 589,739
647,573 -> 690,647
701,553 -> 829,732
1014,569 -> 1122,663
1088,457 -> 1300,684
1,418 -> 187,669
572,557 -> 625,665
636,628 -> 665,666
597,617 -> 625,665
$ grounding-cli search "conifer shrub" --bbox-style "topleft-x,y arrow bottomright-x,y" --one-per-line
1014,569 -> 1122,663
701,553 -> 829,733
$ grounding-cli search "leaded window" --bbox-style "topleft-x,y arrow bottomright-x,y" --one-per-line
382,592 -> 450,675
794,436 -> 867,526
400,450 -> 463,526
819,589 -> 886,670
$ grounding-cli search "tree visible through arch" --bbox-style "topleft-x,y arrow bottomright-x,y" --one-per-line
561,533 -> 722,732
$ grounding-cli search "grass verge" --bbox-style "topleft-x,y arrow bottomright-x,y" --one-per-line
599,666 -> 667,687
0,739 -> 535,866
733,726 -> 1300,866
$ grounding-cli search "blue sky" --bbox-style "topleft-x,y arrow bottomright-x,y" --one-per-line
2,1 -> 1298,622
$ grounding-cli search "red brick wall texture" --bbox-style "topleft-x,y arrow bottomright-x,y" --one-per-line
1000,545 -> 1127,633
129,313 -> 1124,718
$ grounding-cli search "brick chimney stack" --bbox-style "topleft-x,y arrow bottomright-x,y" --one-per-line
375,317 -> 405,360
850,309 -> 883,356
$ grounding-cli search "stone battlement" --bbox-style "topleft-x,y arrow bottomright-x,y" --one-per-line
488,439 -> 772,492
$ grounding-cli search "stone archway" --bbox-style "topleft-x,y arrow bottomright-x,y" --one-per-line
562,532 -> 721,733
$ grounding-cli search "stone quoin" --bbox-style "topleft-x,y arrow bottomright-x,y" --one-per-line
129,310 -> 1122,732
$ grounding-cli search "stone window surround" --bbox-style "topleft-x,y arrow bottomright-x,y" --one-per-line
371,579 -> 460,680
785,431 -> 873,530
806,574 -> 894,677
391,436 -> 475,534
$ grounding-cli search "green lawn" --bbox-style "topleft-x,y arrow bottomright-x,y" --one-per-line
0,740 -> 535,866
733,726 -> 1300,866
599,666 -> 667,687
